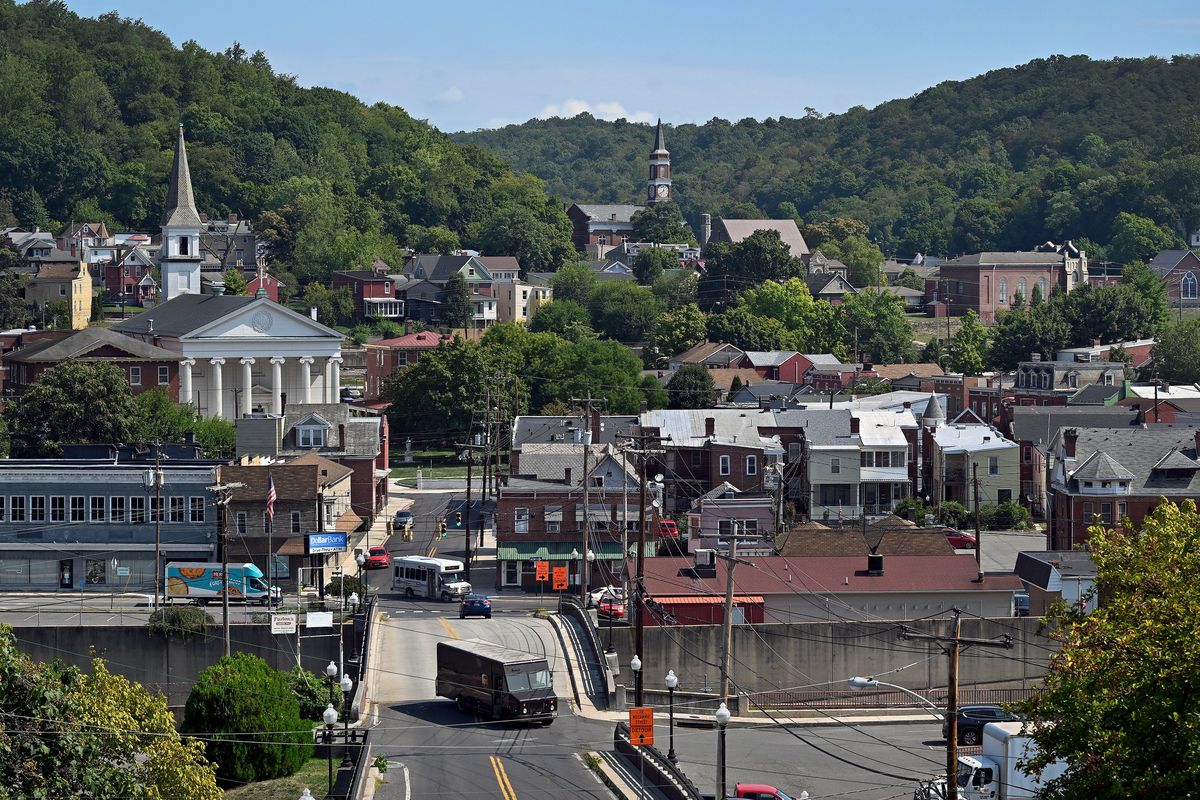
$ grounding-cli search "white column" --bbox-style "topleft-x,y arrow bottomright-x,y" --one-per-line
210,358 -> 225,419
324,357 -> 334,402
240,357 -> 255,417
329,355 -> 343,403
180,358 -> 194,405
270,357 -> 285,415
299,356 -> 314,404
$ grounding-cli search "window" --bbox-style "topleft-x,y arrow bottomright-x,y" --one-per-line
1118,502 -> 1128,519
1104,373 -> 1114,386
830,457 -> 841,475
111,496 -> 127,523
0,495 -> 5,521
130,497 -> 146,523
819,484 -> 852,506
170,496 -> 184,523
988,456 -> 1000,476
1067,374 -> 1077,388
298,425 -> 326,448
998,277 -> 1008,303
158,366 -> 169,385
1100,502 -> 1113,524
504,561 -> 520,585
1083,501 -> 1094,518
10,496 -> 25,522
719,455 -> 731,476
1041,372 -> 1049,389
263,512 -> 272,535
1023,446 -> 1032,463
1037,277 -> 1047,299
998,489 -> 1013,503
1017,277 -> 1027,301
740,519 -> 759,535
514,508 -> 530,534
59,285 -> 66,296
70,496 -> 85,522
129,367 -> 141,386
1184,272 -> 1198,300
746,455 -> 757,476
590,476 -> 603,488
50,496 -> 65,522
151,496 -> 163,522
291,511 -> 302,534
178,236 -> 189,256
189,497 -> 204,523
90,496 -> 105,521
546,520 -> 560,533
384,281 -> 391,293
236,512 -> 247,536
30,496 -> 46,521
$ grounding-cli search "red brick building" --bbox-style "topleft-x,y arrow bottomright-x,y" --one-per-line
332,269 -> 403,323
935,250 -> 1087,323
363,331 -> 455,403
1148,250 -> 1200,308
3,328 -> 181,400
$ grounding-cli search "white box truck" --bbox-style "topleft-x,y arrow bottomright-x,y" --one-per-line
916,721 -> 1066,800
165,562 -> 281,606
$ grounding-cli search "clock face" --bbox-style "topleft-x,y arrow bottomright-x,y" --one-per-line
656,184 -> 670,198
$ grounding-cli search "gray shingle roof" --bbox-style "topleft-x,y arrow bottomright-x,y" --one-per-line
573,205 -> 644,224
1151,449 -> 1200,471
942,252 -> 1065,267
1062,427 -> 1200,496
112,294 -> 256,338
767,408 -> 854,445
743,351 -> 798,367
1148,249 -> 1193,278
511,415 -> 638,448
1072,451 -> 1135,481
716,218 -> 810,258
162,125 -> 203,228
1067,384 -> 1122,405
1010,406 -> 1138,445
5,328 -> 182,363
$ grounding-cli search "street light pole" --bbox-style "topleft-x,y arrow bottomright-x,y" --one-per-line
665,669 -> 678,763
847,676 -> 944,720
715,701 -> 731,799
322,702 -> 337,800
340,673 -> 354,768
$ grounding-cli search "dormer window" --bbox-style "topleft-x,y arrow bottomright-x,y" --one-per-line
298,424 -> 327,448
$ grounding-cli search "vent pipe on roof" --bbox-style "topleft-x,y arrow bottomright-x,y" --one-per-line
867,553 -> 884,576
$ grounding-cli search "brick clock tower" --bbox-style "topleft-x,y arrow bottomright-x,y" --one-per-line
647,118 -> 672,204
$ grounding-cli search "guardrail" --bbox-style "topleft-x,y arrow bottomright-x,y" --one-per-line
747,686 -> 1035,711
614,720 -> 703,800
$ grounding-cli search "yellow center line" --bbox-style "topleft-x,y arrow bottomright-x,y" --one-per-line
437,616 -> 459,640
489,755 -> 517,800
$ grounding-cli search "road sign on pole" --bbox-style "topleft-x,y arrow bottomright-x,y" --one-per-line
535,561 -> 549,582
552,565 -> 568,591
629,706 -> 654,746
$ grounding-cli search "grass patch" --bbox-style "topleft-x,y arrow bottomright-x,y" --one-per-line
223,756 -> 329,799
390,465 -> 472,481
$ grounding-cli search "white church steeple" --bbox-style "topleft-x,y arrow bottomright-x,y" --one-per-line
159,124 -> 204,300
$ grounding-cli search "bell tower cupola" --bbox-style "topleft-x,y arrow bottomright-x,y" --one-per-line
647,118 -> 672,205
159,124 -> 204,301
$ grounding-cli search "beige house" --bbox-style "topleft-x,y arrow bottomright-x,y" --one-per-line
495,280 -> 552,324
929,423 -> 1020,507
26,260 -> 92,330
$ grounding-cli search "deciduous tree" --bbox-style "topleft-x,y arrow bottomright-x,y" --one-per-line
5,360 -> 138,456
646,303 -> 708,367
1149,319 -> 1200,384
1108,211 -> 1182,265
666,363 -> 716,409
528,299 -> 592,338
441,272 -> 472,330
707,306 -> 796,351
836,289 -> 916,364
549,261 -> 598,305
630,201 -> 696,244
947,309 -> 989,375
633,247 -> 678,285
587,281 -> 661,342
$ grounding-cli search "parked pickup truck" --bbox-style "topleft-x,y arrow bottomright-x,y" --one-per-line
722,783 -> 805,800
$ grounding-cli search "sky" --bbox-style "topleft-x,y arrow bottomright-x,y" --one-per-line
63,0 -> 1200,133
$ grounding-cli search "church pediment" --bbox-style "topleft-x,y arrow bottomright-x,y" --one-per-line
183,299 -> 345,341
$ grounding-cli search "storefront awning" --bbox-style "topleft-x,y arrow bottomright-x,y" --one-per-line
497,540 -> 656,562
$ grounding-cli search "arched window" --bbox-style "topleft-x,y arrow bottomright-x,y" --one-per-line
1017,277 -> 1027,302
998,277 -> 1008,304
1037,277 -> 1047,298
1184,272 -> 1198,300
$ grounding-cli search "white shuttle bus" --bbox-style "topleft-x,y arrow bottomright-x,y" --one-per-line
391,555 -> 472,601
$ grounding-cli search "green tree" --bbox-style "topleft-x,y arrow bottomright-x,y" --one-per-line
0,625 -> 221,799
803,217 -> 869,249
707,306 -> 796,351
528,300 -> 592,337
0,245 -> 31,329
646,303 -> 708,366
587,282 -> 661,342
699,230 -> 805,309
191,417 -> 236,459
182,652 -> 313,785
989,304 -> 1071,369
549,261 -> 598,305
1016,499 -> 1200,797
404,223 -> 460,254
1150,319 -> 1200,384
302,283 -> 354,327
820,235 -> 884,287
737,278 -> 846,354
133,388 -> 199,443
895,267 -> 927,291
639,374 -> 669,409
1121,260 -> 1169,334
1108,211 -> 1182,265
441,272 -> 472,330
630,201 -> 696,244
651,269 -> 699,309
6,360 -> 137,456
384,337 -> 490,440
476,203 -> 574,274
947,309 -> 990,375
836,289 -> 916,364
221,268 -> 247,295
633,247 -> 678,285
666,363 -> 716,409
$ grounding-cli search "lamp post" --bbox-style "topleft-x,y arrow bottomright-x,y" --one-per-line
715,701 -> 731,799
665,669 -> 678,763
299,790 -> 314,800
340,673 -> 354,768
325,660 -> 338,706
846,676 -> 944,720
322,702 -> 338,800
605,586 -> 616,653
355,551 -> 366,595
570,548 -> 580,591
585,549 -> 595,603
348,591 -> 360,617
630,654 -> 641,711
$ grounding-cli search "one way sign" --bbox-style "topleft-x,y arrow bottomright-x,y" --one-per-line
629,706 -> 654,746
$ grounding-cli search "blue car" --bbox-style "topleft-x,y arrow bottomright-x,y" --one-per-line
459,594 -> 492,619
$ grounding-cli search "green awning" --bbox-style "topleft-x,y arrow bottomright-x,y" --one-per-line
497,540 -> 655,562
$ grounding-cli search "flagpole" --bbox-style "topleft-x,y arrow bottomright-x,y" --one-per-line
266,471 -> 275,608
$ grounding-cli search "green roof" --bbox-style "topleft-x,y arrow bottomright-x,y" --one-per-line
497,540 -> 655,562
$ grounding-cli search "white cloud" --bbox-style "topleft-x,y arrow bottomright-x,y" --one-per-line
434,86 -> 465,104
536,99 -> 655,123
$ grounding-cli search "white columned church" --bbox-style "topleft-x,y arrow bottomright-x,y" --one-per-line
113,125 -> 345,421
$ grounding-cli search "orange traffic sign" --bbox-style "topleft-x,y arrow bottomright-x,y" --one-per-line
629,706 -> 654,746
535,561 -> 549,581
552,565 -> 568,590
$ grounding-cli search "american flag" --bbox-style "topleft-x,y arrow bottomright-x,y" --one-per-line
265,474 -> 277,522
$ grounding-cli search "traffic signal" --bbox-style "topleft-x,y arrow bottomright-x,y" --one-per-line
454,510 -> 463,528
438,521 -> 447,539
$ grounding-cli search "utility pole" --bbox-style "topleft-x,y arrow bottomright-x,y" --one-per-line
571,395 -> 606,602
152,442 -> 163,610
901,612 -> 1013,800
207,471 -> 245,659
972,461 -> 982,581
455,443 -> 486,581
622,429 -> 670,707
717,523 -> 753,707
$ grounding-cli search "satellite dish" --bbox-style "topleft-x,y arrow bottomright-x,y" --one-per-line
654,473 -> 664,483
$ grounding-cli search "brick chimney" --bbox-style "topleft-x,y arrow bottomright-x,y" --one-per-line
850,415 -> 860,434
591,407 -> 602,443
564,467 -> 572,485
338,424 -> 345,449
1063,428 -> 1078,458
1194,430 -> 1200,456
705,417 -> 716,437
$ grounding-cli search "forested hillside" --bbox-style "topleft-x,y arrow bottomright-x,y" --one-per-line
457,55 -> 1200,259
0,0 -> 573,284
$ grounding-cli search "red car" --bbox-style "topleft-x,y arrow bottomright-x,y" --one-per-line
596,596 -> 625,619
945,530 -> 977,549
365,546 -> 390,569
